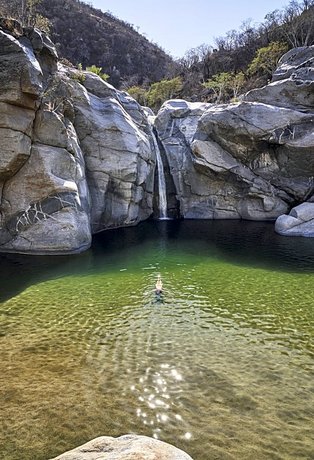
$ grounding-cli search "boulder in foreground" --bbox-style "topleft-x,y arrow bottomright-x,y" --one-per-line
50,435 -> 193,460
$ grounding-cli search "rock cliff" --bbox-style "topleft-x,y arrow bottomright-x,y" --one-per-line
0,19 -> 156,254
155,46 -> 314,226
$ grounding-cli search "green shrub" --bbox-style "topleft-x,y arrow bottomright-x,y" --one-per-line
127,86 -> 148,106
86,65 -> 109,81
248,42 -> 289,77
147,77 -> 183,109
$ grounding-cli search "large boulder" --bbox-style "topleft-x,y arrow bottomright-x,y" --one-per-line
244,46 -> 314,111
0,27 -> 43,109
68,70 -> 155,233
0,34 -> 91,254
0,26 -> 41,184
155,100 -> 290,220
155,99 -> 223,219
275,202 -> 314,237
50,435 -> 193,460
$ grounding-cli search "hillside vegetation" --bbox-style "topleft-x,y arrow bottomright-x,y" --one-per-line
0,0 -> 313,109
0,0 -> 175,88
133,0 -> 314,110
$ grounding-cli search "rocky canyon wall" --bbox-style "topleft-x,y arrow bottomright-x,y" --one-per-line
0,19 -> 156,254
0,20 -> 313,255
155,46 -> 314,233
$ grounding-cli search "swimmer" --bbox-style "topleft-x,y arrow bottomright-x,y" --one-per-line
155,274 -> 163,295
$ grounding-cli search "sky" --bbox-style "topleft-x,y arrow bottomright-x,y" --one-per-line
89,0 -> 290,57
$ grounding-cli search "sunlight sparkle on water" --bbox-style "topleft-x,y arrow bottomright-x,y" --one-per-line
170,368 -> 183,381
1,220 -> 313,460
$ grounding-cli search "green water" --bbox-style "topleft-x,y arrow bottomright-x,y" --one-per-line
0,220 -> 313,460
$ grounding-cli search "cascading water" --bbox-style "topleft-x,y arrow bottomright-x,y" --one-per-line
152,131 -> 168,219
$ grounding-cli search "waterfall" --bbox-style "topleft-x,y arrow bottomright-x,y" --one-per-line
152,132 -> 168,219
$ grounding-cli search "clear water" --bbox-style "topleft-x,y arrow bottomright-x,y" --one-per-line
0,220 -> 313,460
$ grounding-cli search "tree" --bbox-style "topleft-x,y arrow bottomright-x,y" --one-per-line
147,77 -> 183,110
34,14 -> 50,32
203,72 -> 233,103
230,72 -> 246,99
24,0 -> 41,25
279,0 -> 314,47
203,71 -> 246,102
248,42 -> 289,78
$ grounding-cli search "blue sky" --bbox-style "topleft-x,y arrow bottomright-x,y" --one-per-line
90,0 -> 290,57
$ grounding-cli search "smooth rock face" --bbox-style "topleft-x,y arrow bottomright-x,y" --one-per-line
0,26 -> 91,254
50,435 -> 193,460
272,46 -> 314,82
155,100 -> 290,220
70,73 -> 155,233
155,99 -> 222,219
0,22 -> 156,253
0,29 -> 43,108
154,46 -> 314,224
275,202 -> 314,237
244,46 -> 314,111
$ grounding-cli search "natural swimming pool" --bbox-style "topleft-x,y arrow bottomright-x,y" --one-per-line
0,220 -> 313,460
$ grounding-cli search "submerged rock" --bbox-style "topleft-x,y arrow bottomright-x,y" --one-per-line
50,435 -> 193,460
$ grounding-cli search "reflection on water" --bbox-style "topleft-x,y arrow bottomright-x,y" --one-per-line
0,220 -> 313,460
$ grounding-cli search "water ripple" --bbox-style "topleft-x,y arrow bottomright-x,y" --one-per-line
0,220 -> 313,460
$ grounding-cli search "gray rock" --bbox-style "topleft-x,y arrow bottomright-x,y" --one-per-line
0,24 -> 158,253
155,100 -> 290,221
196,102 -> 314,200
0,30 -> 43,108
69,74 -> 155,233
25,27 -> 58,59
275,203 -> 314,237
243,79 -> 314,112
0,32 -> 91,254
155,99 -> 220,219
244,46 -> 314,111
33,109 -> 71,149
272,46 -> 314,82
0,128 -> 31,181
0,139 -> 91,254
50,435 -> 193,460
1,207 -> 91,254
0,102 -> 35,135
154,46 -> 314,225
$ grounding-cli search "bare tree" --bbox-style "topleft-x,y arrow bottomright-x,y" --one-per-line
279,1 -> 314,47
